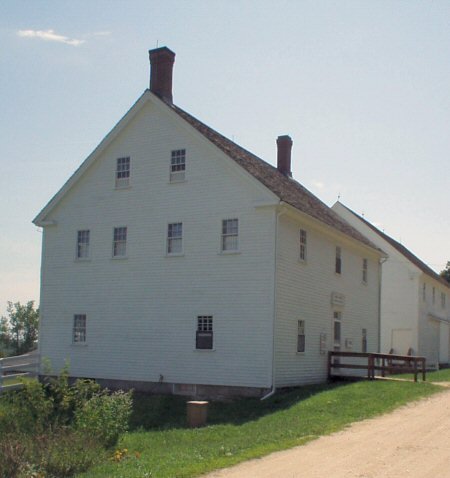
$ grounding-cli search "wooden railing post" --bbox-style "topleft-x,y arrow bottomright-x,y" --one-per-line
413,358 -> 418,382
327,351 -> 332,379
422,359 -> 426,382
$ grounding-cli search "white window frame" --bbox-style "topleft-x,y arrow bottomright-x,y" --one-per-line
362,258 -> 368,284
112,227 -> 127,258
73,314 -> 87,344
196,316 -> 213,350
115,157 -> 130,188
76,230 -> 90,260
297,320 -> 306,353
335,246 -> 342,275
170,149 -> 186,182
299,229 -> 307,262
221,218 -> 239,252
167,222 -> 183,255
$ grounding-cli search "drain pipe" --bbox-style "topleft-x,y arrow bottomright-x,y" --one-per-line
261,206 -> 284,401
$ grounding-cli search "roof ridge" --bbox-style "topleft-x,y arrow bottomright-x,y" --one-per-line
162,98 -> 382,253
336,202 -> 449,289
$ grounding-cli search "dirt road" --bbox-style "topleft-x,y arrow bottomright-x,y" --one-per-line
205,388 -> 450,478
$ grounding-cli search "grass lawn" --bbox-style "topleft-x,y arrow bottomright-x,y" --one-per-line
394,367 -> 450,383
77,379 -> 443,478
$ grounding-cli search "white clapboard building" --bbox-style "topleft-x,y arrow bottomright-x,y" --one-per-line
34,47 -> 385,397
333,201 -> 450,368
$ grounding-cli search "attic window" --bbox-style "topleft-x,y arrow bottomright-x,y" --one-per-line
362,258 -> 368,284
76,230 -> 90,259
335,247 -> 342,275
299,229 -> 307,261
221,219 -> 239,252
115,157 -> 130,188
170,149 -> 186,182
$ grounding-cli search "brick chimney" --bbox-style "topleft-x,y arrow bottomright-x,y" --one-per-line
277,135 -> 293,177
149,46 -> 175,103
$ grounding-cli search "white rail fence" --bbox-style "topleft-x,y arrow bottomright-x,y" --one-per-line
0,351 -> 40,393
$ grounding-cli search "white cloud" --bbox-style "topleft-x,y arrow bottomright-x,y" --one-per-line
17,29 -> 85,46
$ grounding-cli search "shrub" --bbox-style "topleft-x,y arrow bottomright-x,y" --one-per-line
0,429 -> 105,478
0,380 -> 53,435
75,389 -> 133,447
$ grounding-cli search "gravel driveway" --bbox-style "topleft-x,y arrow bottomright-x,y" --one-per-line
205,387 -> 450,478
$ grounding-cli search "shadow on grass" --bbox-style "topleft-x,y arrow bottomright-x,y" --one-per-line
129,380 -> 354,431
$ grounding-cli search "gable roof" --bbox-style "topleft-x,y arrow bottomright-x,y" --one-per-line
34,89 -> 381,254
335,202 -> 449,289
164,98 -> 381,253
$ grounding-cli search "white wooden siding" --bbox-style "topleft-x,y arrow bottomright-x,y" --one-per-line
39,99 -> 277,388
274,213 -> 380,387
333,202 -> 450,366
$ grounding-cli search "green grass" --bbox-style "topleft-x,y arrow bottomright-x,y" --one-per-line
77,379 -> 442,478
394,367 -> 450,383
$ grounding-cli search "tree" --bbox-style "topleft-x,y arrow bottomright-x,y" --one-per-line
1,301 -> 39,355
440,261 -> 450,284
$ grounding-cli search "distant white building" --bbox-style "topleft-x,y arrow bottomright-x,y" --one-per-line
333,201 -> 450,368
34,47 -> 384,398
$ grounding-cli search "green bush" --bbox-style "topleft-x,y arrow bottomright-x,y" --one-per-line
0,373 -> 131,477
75,389 -> 133,447
0,429 -> 105,478
0,380 -> 53,435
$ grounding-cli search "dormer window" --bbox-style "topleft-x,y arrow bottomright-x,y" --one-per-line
115,157 -> 130,188
170,149 -> 186,182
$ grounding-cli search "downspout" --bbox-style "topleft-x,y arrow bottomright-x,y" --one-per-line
261,206 -> 283,401
378,257 -> 388,353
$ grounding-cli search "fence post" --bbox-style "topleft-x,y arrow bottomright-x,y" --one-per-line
367,355 -> 373,380
413,358 -> 418,382
422,359 -> 426,382
327,351 -> 332,380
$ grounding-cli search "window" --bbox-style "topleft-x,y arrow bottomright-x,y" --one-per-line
362,258 -> 368,283
76,230 -> 90,259
170,149 -> 186,182
362,328 -> 367,353
441,293 -> 446,309
299,229 -> 307,261
113,227 -> 127,257
297,320 -> 306,352
423,283 -> 426,302
333,311 -> 342,349
221,219 -> 239,252
432,287 -> 436,304
196,316 -> 213,350
115,157 -> 130,188
167,223 -> 183,254
335,246 -> 342,274
73,314 -> 86,343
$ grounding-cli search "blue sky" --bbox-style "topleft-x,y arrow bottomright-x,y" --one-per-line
1,0 -> 449,314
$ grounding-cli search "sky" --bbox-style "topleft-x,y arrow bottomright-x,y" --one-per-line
1,0 -> 449,316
